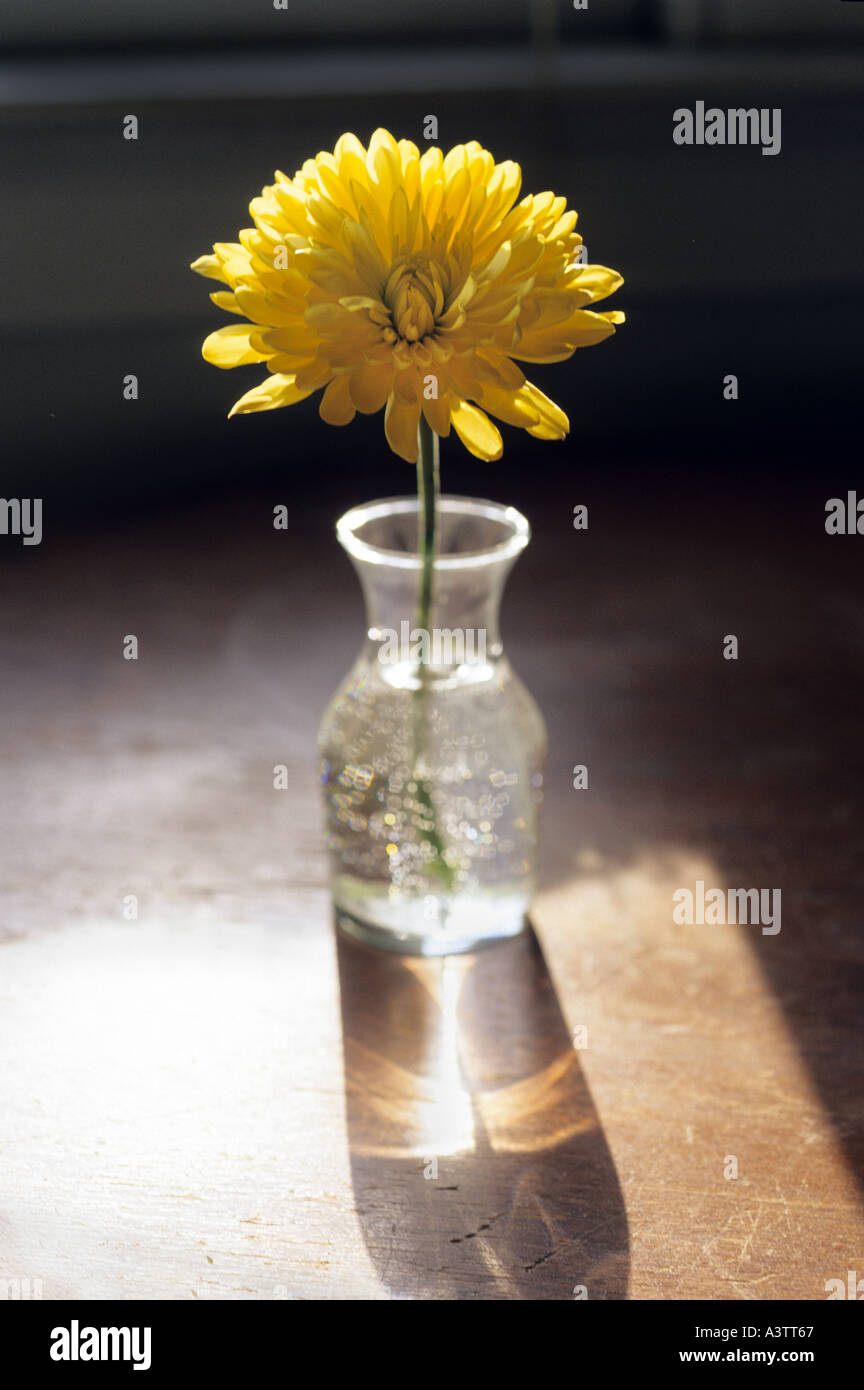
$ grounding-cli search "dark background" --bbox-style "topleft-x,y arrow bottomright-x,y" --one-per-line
1,0 -> 862,533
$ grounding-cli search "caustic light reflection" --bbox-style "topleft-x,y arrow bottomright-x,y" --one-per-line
345,842 -> 840,1170
345,957 -> 475,1158
344,951 -> 596,1161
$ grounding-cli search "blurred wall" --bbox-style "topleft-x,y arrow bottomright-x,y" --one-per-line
0,0 -> 643,48
1,1 -> 862,520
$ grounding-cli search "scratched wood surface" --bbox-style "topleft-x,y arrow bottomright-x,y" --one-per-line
1,489 -> 862,1300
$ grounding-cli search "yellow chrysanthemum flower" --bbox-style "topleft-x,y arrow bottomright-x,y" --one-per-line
191,128 -> 624,463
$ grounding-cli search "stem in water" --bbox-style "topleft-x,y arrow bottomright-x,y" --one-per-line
412,417 -> 454,889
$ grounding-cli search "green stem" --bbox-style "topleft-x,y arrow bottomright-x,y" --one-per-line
416,414 -> 438,633
412,417 -> 454,891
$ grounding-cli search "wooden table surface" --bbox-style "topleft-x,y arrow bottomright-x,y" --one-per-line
1,488 -> 862,1300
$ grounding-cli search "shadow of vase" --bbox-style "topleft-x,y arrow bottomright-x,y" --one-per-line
338,917 -> 630,1299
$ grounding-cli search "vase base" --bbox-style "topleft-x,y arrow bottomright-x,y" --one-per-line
332,884 -> 529,957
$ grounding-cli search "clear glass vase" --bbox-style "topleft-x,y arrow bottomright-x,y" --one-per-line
318,495 -> 547,956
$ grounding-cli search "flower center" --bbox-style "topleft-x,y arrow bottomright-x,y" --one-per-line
383,256 -> 444,343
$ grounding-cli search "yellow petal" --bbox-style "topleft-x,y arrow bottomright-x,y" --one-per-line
475,348 -> 525,390
261,323 -> 320,356
233,286 -> 305,328
450,401 -> 503,461
519,381 -> 569,438
393,367 -> 420,405
421,390 -> 451,437
566,264 -> 624,302
384,396 -> 421,463
349,362 -> 394,414
202,325 -> 270,369
334,131 -> 367,167
191,253 -> 225,282
209,290 -> 244,315
474,384 -> 539,430
320,375 -> 356,426
368,128 -> 401,202
228,373 -> 318,417
293,357 -> 333,391
476,381 -> 568,439
513,308 -> 621,362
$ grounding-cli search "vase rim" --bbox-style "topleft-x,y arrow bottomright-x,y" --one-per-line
336,495 -> 530,571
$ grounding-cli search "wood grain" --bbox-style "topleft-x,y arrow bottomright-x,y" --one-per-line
0,493 -> 861,1300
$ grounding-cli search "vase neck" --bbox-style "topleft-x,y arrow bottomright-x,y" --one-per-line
337,496 -> 530,682
358,560 -> 510,666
